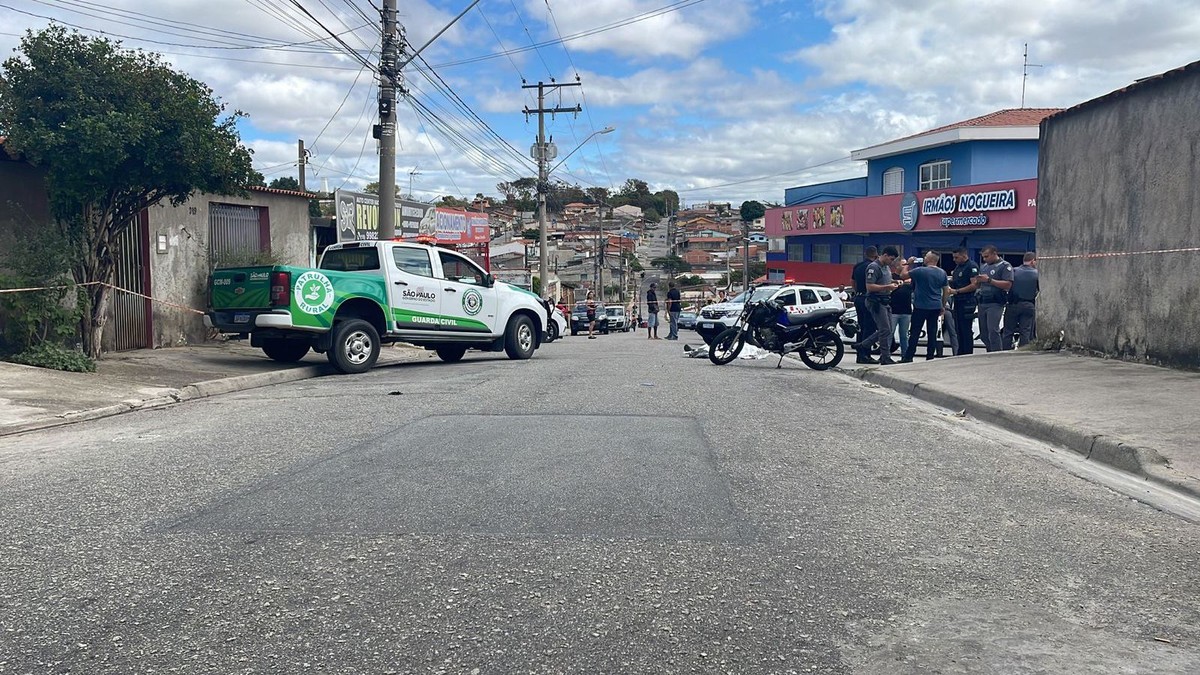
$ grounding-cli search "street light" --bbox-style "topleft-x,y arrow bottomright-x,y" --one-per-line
538,125 -> 616,300
549,126 -> 615,174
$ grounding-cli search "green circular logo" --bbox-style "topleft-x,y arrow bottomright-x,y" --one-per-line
294,271 -> 334,314
461,288 -> 483,316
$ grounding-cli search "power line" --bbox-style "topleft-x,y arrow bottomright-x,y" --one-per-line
674,156 -> 854,193
431,0 -> 708,70
286,0 -> 376,70
36,0 -> 349,52
508,0 -> 554,79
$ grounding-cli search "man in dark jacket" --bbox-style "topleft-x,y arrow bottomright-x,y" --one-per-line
850,246 -> 879,364
1002,252 -> 1039,348
947,248 -> 979,356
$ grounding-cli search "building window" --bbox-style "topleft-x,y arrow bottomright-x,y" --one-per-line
209,203 -> 268,266
841,244 -> 864,263
919,161 -> 951,190
769,238 -> 785,252
811,244 -> 832,263
882,167 -> 904,195
768,268 -> 786,283
787,241 -> 804,261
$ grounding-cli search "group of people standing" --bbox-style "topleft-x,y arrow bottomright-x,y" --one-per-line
850,245 -> 1039,365
643,281 -> 682,340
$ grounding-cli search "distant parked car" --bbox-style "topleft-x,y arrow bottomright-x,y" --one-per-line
571,301 -> 608,335
677,311 -> 698,329
605,306 -> 630,332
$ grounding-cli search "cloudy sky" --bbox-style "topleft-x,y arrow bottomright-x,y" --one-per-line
2,0 -> 1199,206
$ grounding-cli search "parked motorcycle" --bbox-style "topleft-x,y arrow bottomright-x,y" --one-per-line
708,290 -> 845,370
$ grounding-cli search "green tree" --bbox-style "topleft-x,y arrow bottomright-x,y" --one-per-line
0,27 -> 256,358
269,176 -> 301,191
656,189 -> 680,215
585,187 -> 610,204
739,200 -> 766,224
268,176 -> 320,216
363,181 -> 379,194
436,195 -> 469,208
521,227 -> 541,241
650,254 -> 690,275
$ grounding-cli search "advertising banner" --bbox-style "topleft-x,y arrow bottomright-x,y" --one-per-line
765,178 -> 1037,237
432,208 -> 491,245
334,189 -> 436,241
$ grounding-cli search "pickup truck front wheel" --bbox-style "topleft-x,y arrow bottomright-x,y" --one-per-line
504,315 -> 536,360
327,319 -> 380,374
262,338 -> 311,363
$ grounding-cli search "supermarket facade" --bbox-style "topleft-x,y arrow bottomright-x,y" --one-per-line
764,108 -> 1058,287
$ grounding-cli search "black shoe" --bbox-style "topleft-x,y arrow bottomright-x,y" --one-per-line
878,358 -> 897,365
899,357 -> 914,363
856,356 -> 879,365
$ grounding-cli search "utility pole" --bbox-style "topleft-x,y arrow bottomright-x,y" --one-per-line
1020,43 -> 1043,108
742,220 -> 751,292
524,80 -> 581,300
378,0 -> 399,240
298,139 -> 307,192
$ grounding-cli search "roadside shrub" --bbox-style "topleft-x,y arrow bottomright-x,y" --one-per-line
0,226 -> 85,368
9,342 -> 95,372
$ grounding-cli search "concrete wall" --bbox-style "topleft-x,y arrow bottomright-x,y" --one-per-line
146,191 -> 311,347
1037,64 -> 1200,367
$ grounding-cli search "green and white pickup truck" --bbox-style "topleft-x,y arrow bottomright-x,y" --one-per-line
205,240 -> 549,373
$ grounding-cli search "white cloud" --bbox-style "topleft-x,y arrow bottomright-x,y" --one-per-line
519,0 -> 755,61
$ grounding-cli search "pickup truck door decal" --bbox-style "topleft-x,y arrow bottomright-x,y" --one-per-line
435,250 -> 496,334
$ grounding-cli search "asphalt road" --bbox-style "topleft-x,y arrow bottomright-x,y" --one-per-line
3,332 -> 1200,673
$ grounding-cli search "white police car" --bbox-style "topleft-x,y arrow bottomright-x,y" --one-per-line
695,284 -> 844,344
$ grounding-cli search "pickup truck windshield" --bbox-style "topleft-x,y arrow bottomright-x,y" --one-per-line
320,247 -> 381,272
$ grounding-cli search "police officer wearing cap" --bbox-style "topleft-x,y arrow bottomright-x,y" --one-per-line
850,246 -> 879,364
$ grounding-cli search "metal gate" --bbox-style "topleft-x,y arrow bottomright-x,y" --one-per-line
105,210 -> 152,351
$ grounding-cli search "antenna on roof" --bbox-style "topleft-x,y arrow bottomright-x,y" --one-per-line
1021,42 -> 1043,108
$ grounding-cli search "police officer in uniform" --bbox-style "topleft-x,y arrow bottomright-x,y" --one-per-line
947,247 -> 979,356
1003,252 -> 1039,348
853,246 -> 901,365
975,244 -> 1014,352
850,246 -> 879,364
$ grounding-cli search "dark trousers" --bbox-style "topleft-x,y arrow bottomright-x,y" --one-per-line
853,295 -> 876,358
953,303 -> 976,355
1003,301 -> 1036,348
978,302 -> 1006,352
860,298 -> 894,360
904,308 -> 942,360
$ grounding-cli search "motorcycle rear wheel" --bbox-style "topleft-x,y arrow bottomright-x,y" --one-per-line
709,328 -> 745,365
799,328 -> 844,370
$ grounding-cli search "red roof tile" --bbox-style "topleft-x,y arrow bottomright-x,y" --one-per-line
248,185 -> 317,199
894,108 -> 1063,144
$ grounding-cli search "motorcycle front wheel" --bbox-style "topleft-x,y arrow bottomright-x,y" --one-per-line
798,327 -> 844,370
709,328 -> 745,365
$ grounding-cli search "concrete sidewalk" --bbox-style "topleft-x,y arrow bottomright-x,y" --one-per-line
0,339 -> 430,437
844,351 -> 1200,500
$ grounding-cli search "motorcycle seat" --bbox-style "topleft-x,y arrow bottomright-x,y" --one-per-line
783,307 -> 844,326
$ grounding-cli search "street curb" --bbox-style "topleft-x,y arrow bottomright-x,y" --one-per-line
846,366 -> 1200,502
0,350 -> 429,439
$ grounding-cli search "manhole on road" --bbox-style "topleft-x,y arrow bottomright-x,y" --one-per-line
168,414 -> 748,540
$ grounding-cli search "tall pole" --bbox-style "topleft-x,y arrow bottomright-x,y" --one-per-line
378,0 -> 399,240
742,220 -> 751,291
298,139 -> 307,192
523,81 -> 581,300
536,84 -> 548,298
